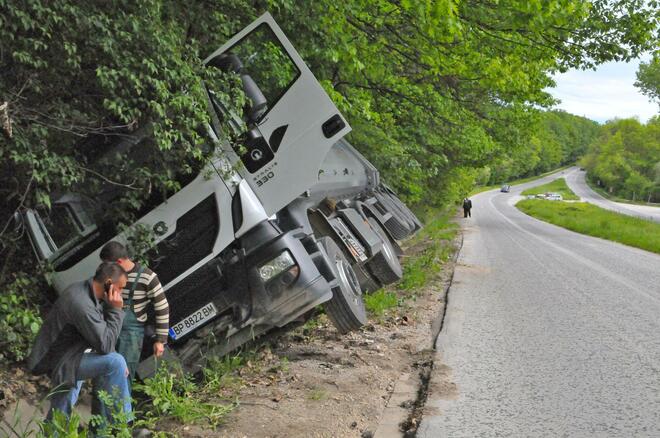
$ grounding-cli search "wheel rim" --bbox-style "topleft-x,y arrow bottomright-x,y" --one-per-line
379,230 -> 395,262
335,255 -> 362,305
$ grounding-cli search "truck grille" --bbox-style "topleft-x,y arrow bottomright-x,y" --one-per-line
148,195 -> 219,285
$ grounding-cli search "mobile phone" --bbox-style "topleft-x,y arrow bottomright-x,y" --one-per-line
104,281 -> 111,296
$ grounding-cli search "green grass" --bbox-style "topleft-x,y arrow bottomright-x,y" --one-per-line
517,199 -> 660,254
360,208 -> 458,319
470,164 -> 573,196
521,178 -> 579,200
364,289 -> 399,316
397,211 -> 458,292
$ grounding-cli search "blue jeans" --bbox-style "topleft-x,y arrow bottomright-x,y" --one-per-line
49,352 -> 131,423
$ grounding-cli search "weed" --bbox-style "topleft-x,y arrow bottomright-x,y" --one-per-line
38,410 -> 87,438
364,289 -> 398,316
301,315 -> 323,333
203,354 -> 247,394
307,387 -> 328,401
135,365 -> 235,429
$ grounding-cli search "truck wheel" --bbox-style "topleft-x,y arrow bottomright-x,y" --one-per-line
374,191 -> 414,239
378,189 -> 416,231
320,237 -> 367,333
354,263 -> 382,294
382,187 -> 423,230
366,218 -> 403,284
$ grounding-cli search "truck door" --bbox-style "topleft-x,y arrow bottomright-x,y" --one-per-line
204,12 -> 351,216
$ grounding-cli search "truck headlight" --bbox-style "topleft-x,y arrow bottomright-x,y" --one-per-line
258,251 -> 296,282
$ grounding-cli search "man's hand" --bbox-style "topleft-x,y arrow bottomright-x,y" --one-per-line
107,284 -> 123,309
153,341 -> 165,357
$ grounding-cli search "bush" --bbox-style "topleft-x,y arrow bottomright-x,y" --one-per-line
0,275 -> 42,363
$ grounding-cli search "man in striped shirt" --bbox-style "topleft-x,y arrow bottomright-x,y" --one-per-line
100,241 -> 170,380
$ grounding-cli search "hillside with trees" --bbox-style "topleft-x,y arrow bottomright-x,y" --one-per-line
581,117 -> 660,202
483,110 -> 601,185
0,0 -> 658,364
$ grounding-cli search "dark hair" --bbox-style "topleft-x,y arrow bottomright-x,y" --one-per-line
100,241 -> 129,262
93,262 -> 127,283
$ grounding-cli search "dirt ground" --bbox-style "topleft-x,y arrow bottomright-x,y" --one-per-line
176,236 -> 460,438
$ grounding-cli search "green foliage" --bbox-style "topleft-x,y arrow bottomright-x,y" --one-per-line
364,289 -> 399,316
1,0 -> 656,230
581,117 -> 660,202
0,275 -> 42,363
121,223 -> 157,266
88,390 -> 135,438
398,210 -> 457,292
485,111 -> 600,185
38,410 -> 87,438
636,54 -> 660,106
202,353 -> 249,393
135,365 -> 234,428
517,199 -> 660,254
521,178 -> 580,200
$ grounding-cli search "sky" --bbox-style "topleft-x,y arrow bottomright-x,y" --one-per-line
547,57 -> 658,123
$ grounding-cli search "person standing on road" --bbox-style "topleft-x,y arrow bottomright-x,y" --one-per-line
27,262 -> 131,423
463,197 -> 473,218
100,241 -> 169,381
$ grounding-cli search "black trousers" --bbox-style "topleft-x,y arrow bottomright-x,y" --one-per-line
464,208 -> 471,217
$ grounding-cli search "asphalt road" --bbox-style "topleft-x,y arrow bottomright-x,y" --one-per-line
564,167 -> 660,223
418,171 -> 660,437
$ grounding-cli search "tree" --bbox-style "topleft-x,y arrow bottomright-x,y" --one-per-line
0,0 -> 658,307
636,54 -> 660,107
582,117 -> 660,201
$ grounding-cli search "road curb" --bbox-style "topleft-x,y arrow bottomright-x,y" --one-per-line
374,229 -> 464,438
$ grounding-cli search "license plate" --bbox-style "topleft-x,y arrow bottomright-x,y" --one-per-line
169,302 -> 217,340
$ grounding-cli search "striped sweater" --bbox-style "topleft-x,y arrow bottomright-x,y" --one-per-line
123,264 -> 170,343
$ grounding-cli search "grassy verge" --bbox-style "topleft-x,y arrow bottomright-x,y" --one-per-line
521,178 -> 579,200
517,199 -> 660,254
364,208 -> 459,318
584,175 -> 660,207
470,164 -> 573,196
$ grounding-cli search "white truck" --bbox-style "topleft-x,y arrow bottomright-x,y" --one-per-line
20,13 -> 421,377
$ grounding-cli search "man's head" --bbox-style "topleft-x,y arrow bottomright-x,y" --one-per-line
100,241 -> 133,272
93,262 -> 128,300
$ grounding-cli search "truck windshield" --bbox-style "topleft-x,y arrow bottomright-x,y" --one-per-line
34,194 -> 99,257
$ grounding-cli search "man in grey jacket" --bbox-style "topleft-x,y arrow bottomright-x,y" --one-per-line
27,262 -> 130,423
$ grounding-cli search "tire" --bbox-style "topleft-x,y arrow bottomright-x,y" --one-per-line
319,237 -> 367,333
382,186 -> 423,230
378,189 -> 417,231
366,218 -> 403,284
374,191 -> 415,239
354,263 -> 382,294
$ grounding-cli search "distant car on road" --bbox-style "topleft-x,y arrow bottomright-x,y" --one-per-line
501,184 -> 511,193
